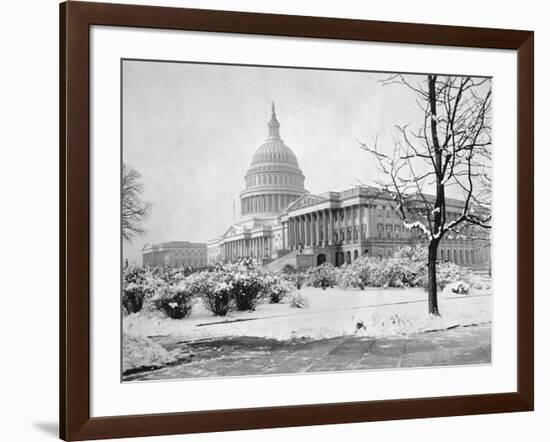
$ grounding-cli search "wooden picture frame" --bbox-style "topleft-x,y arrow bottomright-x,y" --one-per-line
60,1 -> 534,440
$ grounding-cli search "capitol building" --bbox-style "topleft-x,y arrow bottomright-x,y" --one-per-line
207,104 -> 490,271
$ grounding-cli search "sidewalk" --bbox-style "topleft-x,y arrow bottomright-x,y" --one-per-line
124,323 -> 491,381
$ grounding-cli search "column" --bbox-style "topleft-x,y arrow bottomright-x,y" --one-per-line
344,207 -> 348,243
293,217 -> 298,249
288,219 -> 292,249
304,215 -> 308,246
328,209 -> 334,245
309,214 -> 315,246
359,205 -> 364,241
296,217 -> 301,247
323,210 -> 328,245
315,212 -> 321,245
282,221 -> 287,250
299,216 -> 304,247
290,218 -> 295,249
349,206 -> 358,243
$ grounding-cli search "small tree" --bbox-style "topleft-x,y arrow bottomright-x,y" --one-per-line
122,163 -> 151,242
361,74 -> 492,315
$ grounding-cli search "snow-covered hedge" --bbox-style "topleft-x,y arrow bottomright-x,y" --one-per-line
123,258 -> 294,318
330,246 -> 461,290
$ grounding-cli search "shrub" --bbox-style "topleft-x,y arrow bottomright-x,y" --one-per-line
283,272 -> 306,290
281,264 -> 296,275
231,272 -> 264,311
202,278 -> 233,316
306,263 -> 337,289
338,262 -> 369,289
152,280 -> 195,319
335,247 -> 454,290
392,245 -> 428,262
122,266 -> 153,314
374,258 -> 423,288
263,276 -> 293,303
435,261 -> 460,290
289,292 -> 309,309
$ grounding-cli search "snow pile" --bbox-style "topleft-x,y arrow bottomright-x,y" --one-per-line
122,333 -> 177,373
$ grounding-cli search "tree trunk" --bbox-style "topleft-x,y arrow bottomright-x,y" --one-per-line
428,240 -> 440,316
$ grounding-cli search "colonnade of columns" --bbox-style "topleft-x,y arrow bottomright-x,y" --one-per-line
220,236 -> 272,261
283,205 -> 369,250
438,246 -> 489,266
241,194 -> 298,215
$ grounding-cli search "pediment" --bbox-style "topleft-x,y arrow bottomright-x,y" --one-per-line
286,193 -> 328,212
222,225 -> 243,238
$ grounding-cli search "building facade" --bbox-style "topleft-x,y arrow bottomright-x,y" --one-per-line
207,105 -> 490,270
142,241 -> 207,268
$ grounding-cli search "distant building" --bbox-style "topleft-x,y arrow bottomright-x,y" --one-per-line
142,241 -> 207,268
207,104 -> 491,271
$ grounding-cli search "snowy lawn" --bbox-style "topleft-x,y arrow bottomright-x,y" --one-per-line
124,286 -> 492,342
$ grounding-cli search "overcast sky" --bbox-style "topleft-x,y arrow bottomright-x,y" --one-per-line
122,60 -> 484,263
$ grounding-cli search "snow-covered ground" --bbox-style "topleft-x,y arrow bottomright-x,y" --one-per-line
124,286 -> 492,342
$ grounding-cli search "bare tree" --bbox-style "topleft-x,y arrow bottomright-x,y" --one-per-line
360,74 -> 492,315
122,163 -> 151,242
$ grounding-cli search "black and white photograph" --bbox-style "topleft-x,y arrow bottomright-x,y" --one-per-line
121,60 -> 493,382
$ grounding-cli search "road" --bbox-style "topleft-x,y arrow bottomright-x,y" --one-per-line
123,323 -> 491,381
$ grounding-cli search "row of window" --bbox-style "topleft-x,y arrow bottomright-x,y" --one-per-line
375,207 -> 464,221
173,250 -> 205,257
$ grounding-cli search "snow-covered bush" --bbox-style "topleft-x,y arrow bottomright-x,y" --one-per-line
435,261 -> 461,290
306,263 -> 338,289
122,333 -> 176,374
336,253 -> 426,289
190,259 -> 266,315
152,280 -> 195,319
283,272 -> 306,290
289,292 -> 309,309
231,271 -> 264,311
281,264 -> 296,275
187,270 -> 234,316
339,258 -> 373,288
392,245 -> 428,262
122,266 -> 155,314
262,275 -> 293,303
373,258 -> 424,288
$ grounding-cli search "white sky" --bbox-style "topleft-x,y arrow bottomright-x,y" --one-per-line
122,60 -> 485,263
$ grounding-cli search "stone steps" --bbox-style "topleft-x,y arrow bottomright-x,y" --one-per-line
264,251 -> 299,273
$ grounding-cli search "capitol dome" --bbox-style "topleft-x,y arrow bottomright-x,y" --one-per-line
240,103 -> 306,218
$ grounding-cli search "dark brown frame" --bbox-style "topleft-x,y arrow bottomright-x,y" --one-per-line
60,1 -> 534,440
